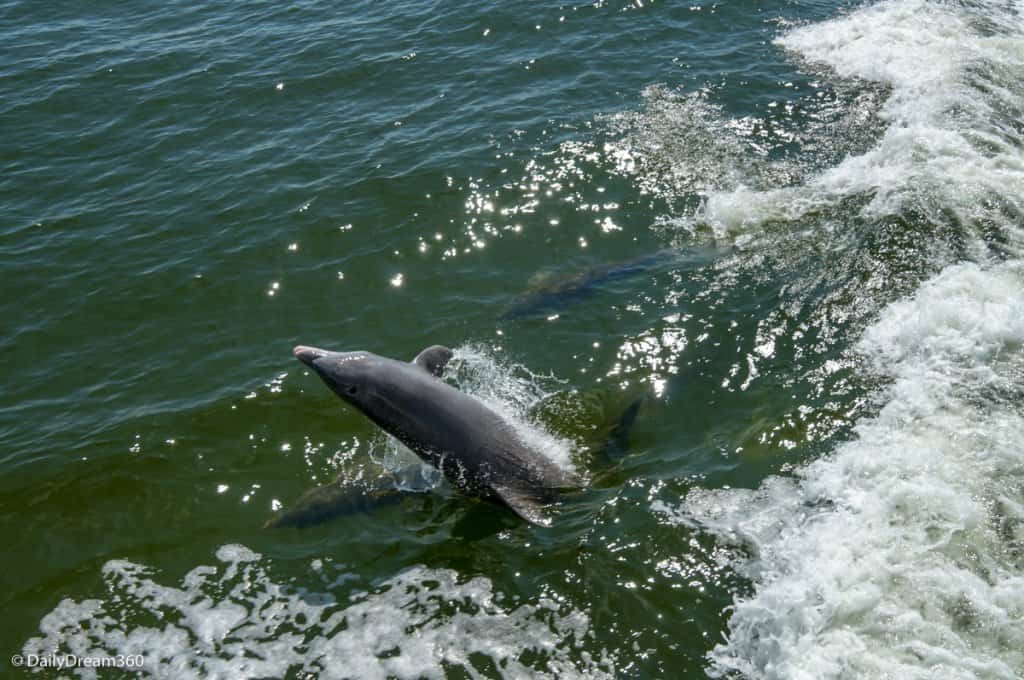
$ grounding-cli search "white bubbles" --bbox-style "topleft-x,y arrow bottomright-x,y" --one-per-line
602,86 -> 758,205
23,546 -> 611,679
694,0 -> 1024,246
447,344 -> 579,475
782,0 -> 966,99
668,262 -> 1024,679
645,1 -> 1024,676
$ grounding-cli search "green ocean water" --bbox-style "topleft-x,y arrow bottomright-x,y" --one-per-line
4,0 -> 1024,677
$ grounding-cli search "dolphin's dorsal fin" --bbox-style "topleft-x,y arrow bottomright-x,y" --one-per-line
490,483 -> 553,526
413,345 -> 453,377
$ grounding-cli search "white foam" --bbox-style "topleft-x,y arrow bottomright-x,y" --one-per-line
667,262 -> 1024,678
693,0 -> 1024,245
652,3 -> 1024,675
447,344 -> 579,474
602,86 -> 759,200
23,545 -> 613,679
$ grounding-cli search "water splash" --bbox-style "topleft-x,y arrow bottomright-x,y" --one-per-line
23,545 -> 614,679
652,1 -> 1024,676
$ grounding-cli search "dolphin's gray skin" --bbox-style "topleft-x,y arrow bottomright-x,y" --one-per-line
287,344 -> 582,525
501,249 -> 679,320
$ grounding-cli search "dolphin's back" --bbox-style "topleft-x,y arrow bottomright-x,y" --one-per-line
363,359 -> 580,521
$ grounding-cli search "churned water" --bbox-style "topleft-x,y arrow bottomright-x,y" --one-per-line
3,0 -> 1023,677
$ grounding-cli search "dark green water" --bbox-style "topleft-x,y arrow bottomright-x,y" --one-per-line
4,0 -> 1024,677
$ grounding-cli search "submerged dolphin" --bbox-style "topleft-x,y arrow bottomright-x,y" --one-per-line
501,249 -> 678,320
286,344 -> 582,525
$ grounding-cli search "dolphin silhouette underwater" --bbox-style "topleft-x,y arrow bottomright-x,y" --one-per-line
272,344 -> 584,527
500,248 -> 692,320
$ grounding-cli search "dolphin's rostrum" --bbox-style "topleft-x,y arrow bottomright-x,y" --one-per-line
290,344 -> 582,525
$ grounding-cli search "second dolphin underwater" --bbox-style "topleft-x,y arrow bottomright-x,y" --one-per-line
499,247 -> 712,320
275,344 -> 585,527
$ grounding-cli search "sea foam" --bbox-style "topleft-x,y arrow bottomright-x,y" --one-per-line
697,0 -> 1024,247
22,545 -> 612,679
658,0 -> 1024,676
670,262 -> 1024,678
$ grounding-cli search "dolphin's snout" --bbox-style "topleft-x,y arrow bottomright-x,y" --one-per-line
293,345 -> 327,367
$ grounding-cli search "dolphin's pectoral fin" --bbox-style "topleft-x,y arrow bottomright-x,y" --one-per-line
490,483 -> 553,527
412,345 -> 454,377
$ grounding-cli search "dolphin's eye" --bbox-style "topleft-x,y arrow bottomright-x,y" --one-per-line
347,385 -> 358,396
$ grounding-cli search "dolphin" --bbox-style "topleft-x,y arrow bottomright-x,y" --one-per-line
286,344 -> 582,525
264,482 -> 407,529
500,246 -> 724,321
500,249 -> 678,320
